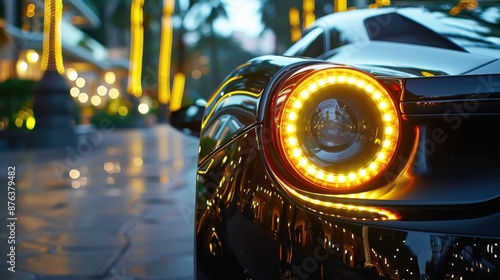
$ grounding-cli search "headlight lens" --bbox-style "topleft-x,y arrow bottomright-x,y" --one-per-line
273,66 -> 400,192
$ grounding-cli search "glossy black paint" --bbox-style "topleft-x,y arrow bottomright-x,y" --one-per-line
195,126 -> 500,279
168,4 -> 500,280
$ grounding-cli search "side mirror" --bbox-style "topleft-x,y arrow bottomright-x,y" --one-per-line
169,99 -> 206,137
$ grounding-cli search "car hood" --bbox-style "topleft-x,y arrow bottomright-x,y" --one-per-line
325,41 -> 500,77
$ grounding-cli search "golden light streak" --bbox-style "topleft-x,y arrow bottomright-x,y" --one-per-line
303,0 -> 315,28
289,7 -> 300,27
197,158 -> 215,175
282,184 -> 401,220
41,0 -> 64,73
334,0 -> 347,13
289,7 -> 301,42
201,88 -> 257,129
170,72 -> 185,111
128,0 -> 145,97
158,0 -> 175,104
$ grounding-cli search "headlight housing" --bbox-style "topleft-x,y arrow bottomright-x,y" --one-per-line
268,65 -> 401,193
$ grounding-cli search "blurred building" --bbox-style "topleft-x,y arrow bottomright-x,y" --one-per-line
0,0 -> 129,125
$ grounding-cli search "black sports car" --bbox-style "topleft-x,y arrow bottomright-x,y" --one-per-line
170,3 -> 500,280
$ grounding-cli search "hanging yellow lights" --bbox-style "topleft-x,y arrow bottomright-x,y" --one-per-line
170,71 -> 186,112
334,0 -> 347,12
369,0 -> 391,9
128,0 -> 145,98
41,0 -> 64,73
158,0 -> 175,105
289,7 -> 301,43
303,0 -> 315,29
159,0 -> 186,112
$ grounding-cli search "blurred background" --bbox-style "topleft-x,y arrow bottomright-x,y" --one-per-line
0,0 -> 484,149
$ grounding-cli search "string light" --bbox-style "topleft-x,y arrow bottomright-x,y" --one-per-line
41,0 -> 64,73
158,0 -> 175,104
127,0 -> 145,97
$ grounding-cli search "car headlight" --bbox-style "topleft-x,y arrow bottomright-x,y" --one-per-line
270,65 -> 401,193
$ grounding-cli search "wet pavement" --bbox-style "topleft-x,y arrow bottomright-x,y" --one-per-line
0,124 -> 199,279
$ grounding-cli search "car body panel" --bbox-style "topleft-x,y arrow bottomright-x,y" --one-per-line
324,41 -> 498,76
195,125 -> 500,279
467,59 -> 500,75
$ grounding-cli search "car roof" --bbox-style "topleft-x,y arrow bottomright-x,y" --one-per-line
285,5 -> 500,58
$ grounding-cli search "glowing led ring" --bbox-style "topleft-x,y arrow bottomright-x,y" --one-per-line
279,68 -> 400,191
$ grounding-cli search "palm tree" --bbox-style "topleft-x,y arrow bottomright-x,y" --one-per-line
84,0 -> 131,49
260,0 -> 338,54
184,0 -> 228,88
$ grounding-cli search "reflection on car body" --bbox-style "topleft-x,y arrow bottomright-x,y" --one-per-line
170,3 -> 500,280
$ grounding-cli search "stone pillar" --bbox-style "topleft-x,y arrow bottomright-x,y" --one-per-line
32,70 -> 77,148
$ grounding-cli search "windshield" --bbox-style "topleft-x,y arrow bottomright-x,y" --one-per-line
398,4 -> 500,54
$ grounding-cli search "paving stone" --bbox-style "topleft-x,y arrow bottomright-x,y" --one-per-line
0,269 -> 36,280
121,254 -> 194,279
17,241 -> 51,260
21,231 -> 128,252
117,238 -> 194,267
17,252 -> 117,277
0,126 -> 197,278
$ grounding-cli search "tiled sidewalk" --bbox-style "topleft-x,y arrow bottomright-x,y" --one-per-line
0,124 -> 199,279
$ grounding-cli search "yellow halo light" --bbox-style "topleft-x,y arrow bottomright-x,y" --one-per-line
307,165 -> 316,175
293,101 -> 302,109
308,83 -> 318,91
338,175 -> 346,183
348,173 -> 357,181
277,67 -> 400,191
385,126 -> 393,135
